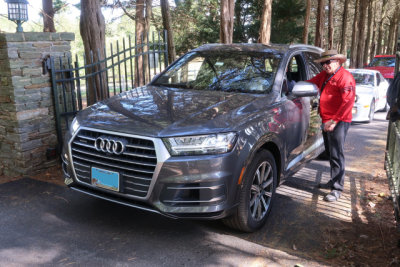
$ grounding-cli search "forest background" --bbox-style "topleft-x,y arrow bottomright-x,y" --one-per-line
0,0 -> 399,73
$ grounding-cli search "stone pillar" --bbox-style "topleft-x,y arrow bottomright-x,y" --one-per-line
0,32 -> 74,177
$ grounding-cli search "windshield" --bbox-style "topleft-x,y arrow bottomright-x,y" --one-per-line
368,57 -> 395,67
153,51 -> 283,94
350,72 -> 374,86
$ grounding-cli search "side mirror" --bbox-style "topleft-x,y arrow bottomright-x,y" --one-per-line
292,81 -> 318,97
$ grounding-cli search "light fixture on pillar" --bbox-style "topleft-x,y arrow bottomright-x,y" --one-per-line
5,0 -> 29,33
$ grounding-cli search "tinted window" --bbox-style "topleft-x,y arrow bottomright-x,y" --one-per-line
153,51 -> 283,94
304,52 -> 323,78
349,71 -> 374,86
368,57 -> 395,67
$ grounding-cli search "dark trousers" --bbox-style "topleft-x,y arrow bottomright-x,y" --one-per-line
322,121 -> 350,191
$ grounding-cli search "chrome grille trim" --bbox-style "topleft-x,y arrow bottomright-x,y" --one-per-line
72,154 -> 155,174
68,127 -> 171,199
72,147 -> 157,167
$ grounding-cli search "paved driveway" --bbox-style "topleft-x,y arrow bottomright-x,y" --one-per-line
0,112 -> 392,266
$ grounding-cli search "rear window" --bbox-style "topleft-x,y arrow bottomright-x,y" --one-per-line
368,57 -> 395,67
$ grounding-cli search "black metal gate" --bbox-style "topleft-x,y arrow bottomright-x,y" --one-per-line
45,32 -> 169,150
385,51 -> 400,230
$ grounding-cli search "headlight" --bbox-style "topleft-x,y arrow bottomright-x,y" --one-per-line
163,132 -> 237,156
70,117 -> 80,135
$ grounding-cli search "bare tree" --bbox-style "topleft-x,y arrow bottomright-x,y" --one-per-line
369,0 -> 377,61
328,0 -> 334,49
220,0 -> 235,44
356,0 -> 367,67
258,0 -> 272,44
302,0 -> 311,44
42,0 -> 56,32
315,0 -> 325,48
80,0 -> 106,105
161,0 -> 176,64
350,0 -> 359,68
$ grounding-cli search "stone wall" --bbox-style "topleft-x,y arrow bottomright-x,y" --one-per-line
0,32 -> 74,177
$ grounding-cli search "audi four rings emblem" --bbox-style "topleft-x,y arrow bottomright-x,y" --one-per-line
95,136 -> 127,155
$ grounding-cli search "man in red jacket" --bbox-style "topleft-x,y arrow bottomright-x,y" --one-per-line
308,50 -> 356,202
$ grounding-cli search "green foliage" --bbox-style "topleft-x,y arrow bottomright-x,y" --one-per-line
233,0 -> 305,44
270,0 -> 305,44
170,0 -> 220,55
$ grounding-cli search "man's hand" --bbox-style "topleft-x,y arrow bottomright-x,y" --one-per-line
324,120 -> 337,132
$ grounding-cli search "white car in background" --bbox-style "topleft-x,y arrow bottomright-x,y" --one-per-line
348,69 -> 389,123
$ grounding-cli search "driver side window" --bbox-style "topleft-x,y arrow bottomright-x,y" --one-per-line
283,55 -> 306,96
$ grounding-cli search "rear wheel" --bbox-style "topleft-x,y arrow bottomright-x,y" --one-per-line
223,150 -> 277,232
368,100 -> 375,123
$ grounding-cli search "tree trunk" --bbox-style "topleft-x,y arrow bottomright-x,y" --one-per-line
392,9 -> 400,54
350,0 -> 359,68
302,0 -> 311,44
161,0 -> 176,64
143,0 -> 152,83
315,0 -> 325,48
356,0 -> 367,68
376,0 -> 388,55
135,0 -> 145,87
339,0 -> 350,55
220,0 -> 235,44
258,0 -> 272,44
42,0 -> 56,32
363,0 -> 373,65
328,0 -> 334,49
80,0 -> 106,105
387,5 -> 400,55
369,0 -> 377,62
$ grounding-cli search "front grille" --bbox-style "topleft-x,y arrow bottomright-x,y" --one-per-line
70,129 -> 157,198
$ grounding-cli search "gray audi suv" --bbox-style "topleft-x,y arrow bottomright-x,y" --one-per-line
61,43 -> 324,232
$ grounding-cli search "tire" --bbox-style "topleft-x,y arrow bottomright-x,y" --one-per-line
368,100 -> 375,123
223,150 -> 277,232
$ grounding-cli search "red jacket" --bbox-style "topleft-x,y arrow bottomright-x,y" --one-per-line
308,67 -> 356,123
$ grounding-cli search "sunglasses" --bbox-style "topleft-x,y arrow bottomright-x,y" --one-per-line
320,59 -> 336,66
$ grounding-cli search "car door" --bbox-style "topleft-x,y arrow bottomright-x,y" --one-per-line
281,53 -> 313,172
377,72 -> 389,109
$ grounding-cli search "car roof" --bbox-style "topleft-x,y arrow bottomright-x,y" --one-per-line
192,43 -> 323,54
348,68 -> 379,74
374,55 -> 395,58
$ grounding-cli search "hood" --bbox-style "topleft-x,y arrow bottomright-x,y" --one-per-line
364,66 -> 394,79
76,85 -> 272,137
355,84 -> 374,94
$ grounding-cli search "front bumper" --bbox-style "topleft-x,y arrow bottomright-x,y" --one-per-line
352,102 -> 371,122
62,127 -> 244,219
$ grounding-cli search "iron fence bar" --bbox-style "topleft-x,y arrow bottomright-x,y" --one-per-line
129,35 -> 134,90
58,57 -> 70,130
164,30 -> 169,70
117,40 -> 122,93
152,32 -> 156,77
67,56 -> 77,114
96,49 -> 105,100
147,32 -> 151,83
135,35 -> 139,87
123,38 -> 128,91
141,35 -> 145,85
110,43 -> 116,96
104,47 -> 110,98
74,54 -> 83,110
158,31 -> 162,73
83,56 -> 89,105
48,57 -> 63,151
89,51 -> 98,102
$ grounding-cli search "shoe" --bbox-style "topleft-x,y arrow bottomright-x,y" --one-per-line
317,182 -> 333,189
324,190 -> 341,202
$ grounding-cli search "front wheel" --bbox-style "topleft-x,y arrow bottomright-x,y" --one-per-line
223,150 -> 277,232
368,100 -> 375,123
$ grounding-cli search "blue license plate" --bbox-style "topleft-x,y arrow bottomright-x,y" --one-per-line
91,167 -> 119,192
